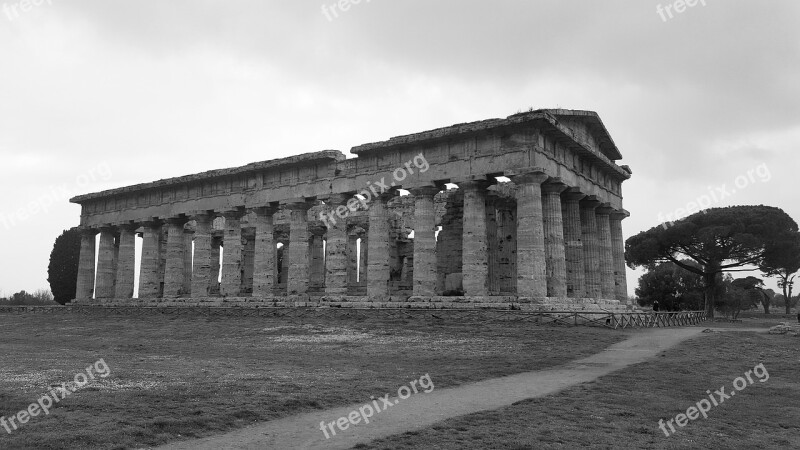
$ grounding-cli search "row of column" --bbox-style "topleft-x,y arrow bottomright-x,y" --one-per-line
448,170 -> 628,300
75,172 -> 628,301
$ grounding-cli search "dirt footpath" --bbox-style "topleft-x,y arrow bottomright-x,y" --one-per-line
154,327 -> 712,450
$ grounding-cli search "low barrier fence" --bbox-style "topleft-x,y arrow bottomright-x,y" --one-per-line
0,306 -> 707,329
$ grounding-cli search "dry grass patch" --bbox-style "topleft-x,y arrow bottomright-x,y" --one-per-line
0,311 -> 624,449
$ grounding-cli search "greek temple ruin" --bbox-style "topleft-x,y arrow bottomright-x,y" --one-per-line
69,109 -> 632,310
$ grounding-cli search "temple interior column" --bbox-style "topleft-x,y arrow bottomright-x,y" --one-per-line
367,193 -> 392,298
252,207 -> 277,297
610,209 -> 630,303
95,227 -> 118,299
561,190 -> 585,298
285,201 -> 311,295
411,186 -> 440,297
322,195 -> 349,296
460,180 -> 490,297
436,192 -> 463,295
309,233 -> 325,290
511,170 -> 549,298
278,240 -> 289,289
210,236 -> 222,295
163,217 -> 189,298
138,220 -> 162,298
358,235 -> 368,287
596,205 -> 616,299
75,228 -> 98,300
114,224 -> 137,299
347,233 -> 359,289
580,197 -> 602,298
182,230 -> 193,295
542,179 -> 568,298
191,213 -> 213,297
220,210 -> 243,297
240,230 -> 255,294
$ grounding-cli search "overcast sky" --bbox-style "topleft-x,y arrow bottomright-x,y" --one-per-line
1,0 -> 798,297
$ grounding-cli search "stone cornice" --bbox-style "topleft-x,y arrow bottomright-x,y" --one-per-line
70,150 -> 345,204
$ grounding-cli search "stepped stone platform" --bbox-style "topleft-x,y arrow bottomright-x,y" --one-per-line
71,296 -> 632,312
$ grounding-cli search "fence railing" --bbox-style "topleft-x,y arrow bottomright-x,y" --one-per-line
0,306 -> 707,329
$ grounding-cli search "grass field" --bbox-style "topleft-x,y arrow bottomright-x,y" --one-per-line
358,325 -> 800,449
0,311 -> 625,449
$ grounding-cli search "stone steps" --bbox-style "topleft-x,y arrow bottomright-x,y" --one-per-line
72,296 -> 634,312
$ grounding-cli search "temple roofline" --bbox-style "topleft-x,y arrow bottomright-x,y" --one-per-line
70,150 -> 346,204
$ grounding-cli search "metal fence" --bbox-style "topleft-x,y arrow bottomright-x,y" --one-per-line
0,305 -> 707,329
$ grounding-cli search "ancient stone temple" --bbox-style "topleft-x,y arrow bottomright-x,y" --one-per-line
69,109 -> 632,310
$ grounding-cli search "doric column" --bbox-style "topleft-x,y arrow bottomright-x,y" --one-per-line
210,237 -> 222,295
309,233 -> 325,288
220,210 -> 244,297
359,236 -> 368,286
321,194 -> 350,296
252,206 -> 277,297
347,233 -> 360,286
542,179 -> 568,298
460,180 -> 491,297
561,189 -> 585,298
75,228 -> 98,300
284,200 -> 312,295
114,224 -> 137,299
580,196 -> 602,298
411,186 -> 440,297
596,205 -> 616,299
95,227 -> 117,299
367,192 -> 393,298
510,170 -> 549,298
138,220 -> 163,298
163,217 -> 189,298
610,209 -> 630,302
182,231 -> 193,294
190,212 -> 213,297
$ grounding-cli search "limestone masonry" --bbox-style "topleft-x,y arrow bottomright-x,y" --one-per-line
69,109 -> 632,310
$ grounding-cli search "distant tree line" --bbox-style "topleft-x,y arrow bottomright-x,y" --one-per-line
0,289 -> 57,306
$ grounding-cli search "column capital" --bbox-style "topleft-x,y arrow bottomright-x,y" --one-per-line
507,167 -> 548,185
542,178 -> 569,194
164,215 -> 189,225
579,195 -> 603,209
139,218 -> 163,228
114,221 -> 139,232
610,209 -> 631,221
78,226 -> 99,236
596,204 -> 616,216
98,224 -> 118,233
320,193 -> 354,206
250,204 -> 280,217
188,210 -> 215,221
561,188 -> 586,202
217,207 -> 246,219
280,198 -> 313,212
408,185 -> 440,198
456,179 -> 493,191
371,189 -> 399,203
